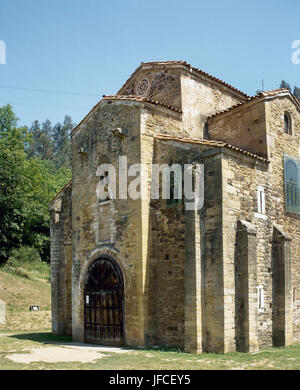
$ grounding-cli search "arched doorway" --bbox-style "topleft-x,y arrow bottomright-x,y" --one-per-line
84,256 -> 124,346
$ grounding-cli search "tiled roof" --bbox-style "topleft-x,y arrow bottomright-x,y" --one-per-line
208,88 -> 300,120
102,95 -> 182,113
118,60 -> 249,99
155,134 -> 269,163
71,94 -> 181,135
49,178 -> 72,206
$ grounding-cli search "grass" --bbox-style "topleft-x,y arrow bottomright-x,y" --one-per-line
0,330 -> 300,370
2,249 -> 51,282
0,265 -> 299,370
0,266 -> 51,331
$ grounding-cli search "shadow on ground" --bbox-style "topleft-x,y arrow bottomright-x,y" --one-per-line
7,332 -> 134,351
8,332 -> 72,344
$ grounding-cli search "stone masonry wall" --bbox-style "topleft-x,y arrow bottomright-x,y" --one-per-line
148,139 -> 227,352
120,68 -> 182,110
119,64 -> 244,140
71,100 -> 183,347
207,100 -> 268,158
265,96 -> 300,341
71,102 -> 145,346
140,107 -> 184,346
220,152 -> 271,348
50,181 -> 72,336
181,72 -> 243,139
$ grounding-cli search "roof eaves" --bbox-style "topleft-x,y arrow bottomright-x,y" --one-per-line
71,100 -> 102,136
71,93 -> 182,136
207,88 -> 300,121
155,134 -> 269,163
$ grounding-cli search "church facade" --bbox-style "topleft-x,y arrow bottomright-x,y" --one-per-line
50,61 -> 300,353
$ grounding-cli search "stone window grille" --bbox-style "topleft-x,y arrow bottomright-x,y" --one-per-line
257,285 -> 264,312
284,112 -> 292,135
255,186 -> 266,219
257,186 -> 265,214
284,155 -> 300,214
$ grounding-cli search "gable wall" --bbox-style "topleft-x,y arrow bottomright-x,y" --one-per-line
207,100 -> 268,158
181,72 -> 244,139
120,68 -> 182,110
71,102 -> 146,345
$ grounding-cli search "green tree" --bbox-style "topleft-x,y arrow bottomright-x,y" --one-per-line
0,105 -> 29,263
280,80 -> 291,91
41,119 -> 54,160
0,105 -> 71,264
294,86 -> 300,101
52,115 -> 74,169
27,119 -> 54,160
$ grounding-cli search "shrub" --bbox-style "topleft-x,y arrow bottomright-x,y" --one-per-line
4,246 -> 50,281
7,246 -> 41,266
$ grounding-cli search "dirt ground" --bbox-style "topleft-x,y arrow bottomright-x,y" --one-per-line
7,342 -> 131,363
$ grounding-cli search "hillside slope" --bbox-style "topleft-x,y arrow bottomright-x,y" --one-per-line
0,269 -> 51,331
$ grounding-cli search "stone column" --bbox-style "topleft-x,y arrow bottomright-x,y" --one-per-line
235,220 -> 259,352
272,225 -> 293,347
184,204 -> 202,353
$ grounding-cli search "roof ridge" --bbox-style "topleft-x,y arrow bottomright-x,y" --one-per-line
155,133 -> 269,162
117,61 -> 249,99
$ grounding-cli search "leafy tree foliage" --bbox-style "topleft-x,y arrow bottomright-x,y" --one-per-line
279,81 -> 300,101
52,115 -> 74,169
294,86 -> 300,101
280,80 -> 292,91
0,105 -> 72,264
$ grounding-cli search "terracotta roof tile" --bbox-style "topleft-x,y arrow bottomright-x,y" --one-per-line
155,134 -> 269,163
118,61 -> 249,99
102,95 -> 182,113
208,88 -> 300,120
71,94 -> 182,136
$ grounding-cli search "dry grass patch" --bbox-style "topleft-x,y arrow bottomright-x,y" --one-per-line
0,269 -> 51,331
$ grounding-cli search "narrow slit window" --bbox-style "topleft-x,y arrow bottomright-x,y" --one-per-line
257,285 -> 264,312
257,186 -> 265,215
284,112 -> 292,135
166,166 -> 182,207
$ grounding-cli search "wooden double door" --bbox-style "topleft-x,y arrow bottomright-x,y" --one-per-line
84,257 -> 124,346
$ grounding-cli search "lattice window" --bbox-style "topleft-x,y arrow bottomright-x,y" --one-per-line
257,186 -> 265,215
284,154 -> 300,214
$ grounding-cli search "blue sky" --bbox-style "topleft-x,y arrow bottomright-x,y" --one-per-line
0,0 -> 299,127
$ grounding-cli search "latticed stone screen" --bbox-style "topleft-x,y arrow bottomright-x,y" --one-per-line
284,154 -> 300,214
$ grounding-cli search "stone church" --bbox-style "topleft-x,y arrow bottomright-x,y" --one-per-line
50,61 -> 300,353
